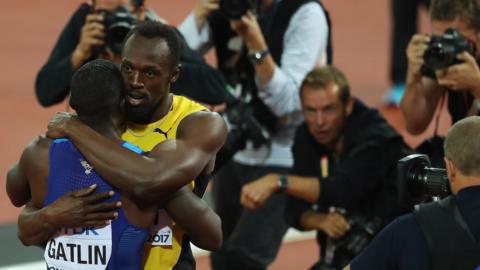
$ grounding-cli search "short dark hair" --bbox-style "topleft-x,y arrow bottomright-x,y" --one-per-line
300,65 -> 351,103
430,0 -> 480,31
124,21 -> 181,68
70,59 -> 124,118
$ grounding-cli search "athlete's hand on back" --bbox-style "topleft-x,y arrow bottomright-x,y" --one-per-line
47,112 -> 77,139
45,184 -> 121,228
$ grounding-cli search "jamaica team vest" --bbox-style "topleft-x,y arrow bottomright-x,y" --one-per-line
122,95 -> 206,270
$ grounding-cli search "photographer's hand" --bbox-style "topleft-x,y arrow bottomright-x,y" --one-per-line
71,14 -> 105,69
436,52 -> 480,96
301,211 -> 350,239
401,34 -> 442,135
231,11 -> 274,86
194,0 -> 220,31
240,174 -> 279,209
230,11 -> 267,52
406,34 -> 430,86
319,212 -> 350,239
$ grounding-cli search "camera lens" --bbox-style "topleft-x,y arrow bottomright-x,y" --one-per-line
413,167 -> 450,198
102,6 -> 138,56
424,42 -> 449,70
108,23 -> 133,55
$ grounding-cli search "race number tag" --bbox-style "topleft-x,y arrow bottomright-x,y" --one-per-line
44,224 -> 112,270
146,210 -> 173,246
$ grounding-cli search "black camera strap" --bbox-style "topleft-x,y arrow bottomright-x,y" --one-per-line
268,0 -> 333,65
257,0 -> 279,38
414,196 -> 480,270
433,91 -> 446,137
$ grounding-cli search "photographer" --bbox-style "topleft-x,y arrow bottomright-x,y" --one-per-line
347,116 -> 480,270
35,0 -> 227,109
400,0 -> 480,135
35,0 -> 159,107
242,66 -> 410,270
178,0 -> 330,269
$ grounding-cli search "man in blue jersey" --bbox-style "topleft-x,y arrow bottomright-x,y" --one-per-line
8,59 -> 154,269
6,59 -> 222,269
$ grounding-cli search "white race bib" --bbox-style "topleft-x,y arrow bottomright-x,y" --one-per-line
44,224 -> 112,270
146,210 -> 173,246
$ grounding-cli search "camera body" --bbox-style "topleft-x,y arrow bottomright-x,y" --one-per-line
321,213 -> 383,269
397,154 -> 450,207
220,0 -> 258,19
422,28 -> 474,72
213,90 -> 272,170
224,98 -> 271,151
97,6 -> 138,55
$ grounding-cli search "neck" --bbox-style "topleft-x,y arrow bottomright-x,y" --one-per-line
80,117 -> 124,142
151,94 -> 173,123
327,136 -> 344,158
451,173 -> 480,195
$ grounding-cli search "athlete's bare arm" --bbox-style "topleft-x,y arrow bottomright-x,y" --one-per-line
6,136 -> 119,247
165,186 -> 222,250
6,136 -> 57,211
47,111 -> 227,207
6,137 -> 49,207
7,163 -> 30,207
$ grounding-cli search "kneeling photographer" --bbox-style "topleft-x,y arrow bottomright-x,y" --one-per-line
401,0 -> 480,137
348,116 -> 480,270
242,66 -> 411,270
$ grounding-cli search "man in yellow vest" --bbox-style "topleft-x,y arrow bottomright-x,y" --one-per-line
13,21 -> 227,269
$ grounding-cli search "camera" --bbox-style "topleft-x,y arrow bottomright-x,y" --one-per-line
214,91 -> 272,170
97,6 -> 138,55
220,0 -> 258,19
319,212 -> 384,270
422,28 -> 474,72
397,154 -> 450,207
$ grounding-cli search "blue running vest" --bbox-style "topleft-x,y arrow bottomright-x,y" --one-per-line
44,138 -> 147,270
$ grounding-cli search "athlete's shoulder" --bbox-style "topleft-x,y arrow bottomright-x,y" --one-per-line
172,95 -> 207,112
23,135 -> 52,158
177,111 -> 227,147
17,136 -> 51,188
180,110 -> 225,130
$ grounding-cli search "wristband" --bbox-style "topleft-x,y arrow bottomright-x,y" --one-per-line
277,174 -> 288,192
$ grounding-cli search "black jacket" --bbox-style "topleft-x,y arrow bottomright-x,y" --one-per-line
285,99 -> 409,264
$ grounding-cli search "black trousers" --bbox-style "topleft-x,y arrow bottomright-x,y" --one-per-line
210,161 -> 290,270
390,0 -> 430,83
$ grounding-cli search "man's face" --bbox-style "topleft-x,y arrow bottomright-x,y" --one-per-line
431,18 -> 480,58
301,83 -> 351,148
120,34 -> 180,124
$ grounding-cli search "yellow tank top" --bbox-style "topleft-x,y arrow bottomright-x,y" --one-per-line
121,95 -> 206,270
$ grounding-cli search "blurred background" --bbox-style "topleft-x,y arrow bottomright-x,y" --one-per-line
0,0 -> 450,268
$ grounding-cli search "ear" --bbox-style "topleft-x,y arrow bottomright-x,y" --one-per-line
170,64 -> 181,84
445,157 -> 456,183
344,97 -> 354,116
